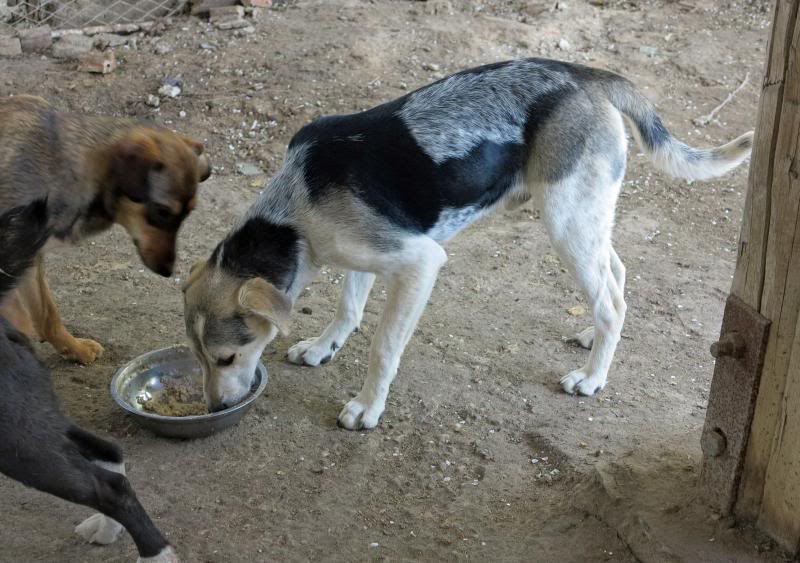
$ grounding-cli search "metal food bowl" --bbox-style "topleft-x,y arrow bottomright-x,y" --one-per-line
111,345 -> 267,439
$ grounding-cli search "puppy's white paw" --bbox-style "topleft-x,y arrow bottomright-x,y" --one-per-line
560,369 -> 607,396
287,338 -> 337,367
75,513 -> 123,545
570,326 -> 595,349
138,546 -> 179,563
337,395 -> 384,430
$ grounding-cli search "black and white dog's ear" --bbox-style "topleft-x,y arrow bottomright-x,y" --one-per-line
181,259 -> 207,293
237,277 -> 292,336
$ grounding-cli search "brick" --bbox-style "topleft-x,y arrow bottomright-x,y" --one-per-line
18,26 -> 52,52
0,35 -> 21,57
77,50 -> 117,74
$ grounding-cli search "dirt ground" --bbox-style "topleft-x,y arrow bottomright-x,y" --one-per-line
0,0 -> 790,561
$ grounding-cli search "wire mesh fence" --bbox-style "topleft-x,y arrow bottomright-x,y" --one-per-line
2,0 -> 188,30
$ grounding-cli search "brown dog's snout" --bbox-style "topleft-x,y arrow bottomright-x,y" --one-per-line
136,232 -> 176,277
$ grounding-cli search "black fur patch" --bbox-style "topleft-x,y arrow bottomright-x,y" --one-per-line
292,101 -> 529,233
0,200 -> 50,299
213,217 -> 300,290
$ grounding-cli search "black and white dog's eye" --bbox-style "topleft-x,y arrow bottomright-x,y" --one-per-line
216,354 -> 235,367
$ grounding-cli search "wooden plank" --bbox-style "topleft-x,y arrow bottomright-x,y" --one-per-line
731,0 -> 796,309
759,302 -> 800,552
735,0 -> 800,521
752,12 -> 800,550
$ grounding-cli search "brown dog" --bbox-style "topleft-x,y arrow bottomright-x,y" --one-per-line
0,95 -> 211,364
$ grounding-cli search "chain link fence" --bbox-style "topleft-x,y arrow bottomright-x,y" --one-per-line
1,0 -> 188,30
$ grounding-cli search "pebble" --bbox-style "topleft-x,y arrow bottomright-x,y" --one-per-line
557,37 -> 571,50
146,95 -> 161,108
422,62 -> 440,72
567,305 -> 586,317
158,84 -> 181,98
236,162 -> 262,176
154,42 -> 173,55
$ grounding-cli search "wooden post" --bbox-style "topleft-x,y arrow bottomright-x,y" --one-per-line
726,0 -> 800,552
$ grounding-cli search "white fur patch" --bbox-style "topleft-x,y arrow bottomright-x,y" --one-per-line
138,546 -> 179,563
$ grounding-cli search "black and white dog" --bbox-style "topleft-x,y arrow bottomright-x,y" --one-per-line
0,201 -> 176,562
183,58 -> 752,430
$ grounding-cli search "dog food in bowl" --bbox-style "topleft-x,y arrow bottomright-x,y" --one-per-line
137,377 -> 208,417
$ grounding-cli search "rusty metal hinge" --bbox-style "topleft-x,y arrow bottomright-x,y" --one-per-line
700,293 -> 770,515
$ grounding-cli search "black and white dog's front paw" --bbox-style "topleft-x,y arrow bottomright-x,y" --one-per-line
74,513 -> 123,545
337,394 -> 384,430
287,338 -> 339,367
138,546 -> 179,563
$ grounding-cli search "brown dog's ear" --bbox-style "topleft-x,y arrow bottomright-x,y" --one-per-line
179,135 -> 205,156
181,259 -> 207,293
178,135 -> 212,183
112,136 -> 163,202
237,277 -> 292,336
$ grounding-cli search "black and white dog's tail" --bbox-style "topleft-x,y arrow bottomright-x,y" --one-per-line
0,199 -> 50,299
599,74 -> 753,181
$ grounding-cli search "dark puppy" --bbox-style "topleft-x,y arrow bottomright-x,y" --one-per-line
0,95 -> 211,364
0,201 -> 176,563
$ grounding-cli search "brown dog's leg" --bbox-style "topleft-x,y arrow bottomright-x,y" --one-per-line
20,255 -> 104,364
0,289 -> 37,339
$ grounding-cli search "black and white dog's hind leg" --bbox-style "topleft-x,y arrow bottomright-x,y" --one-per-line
288,271 -> 376,367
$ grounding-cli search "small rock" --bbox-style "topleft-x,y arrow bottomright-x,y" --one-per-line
200,42 -> 217,50
111,23 -> 139,34
83,25 -> 114,36
422,62 -> 440,72
93,33 -> 131,49
18,26 -> 52,52
301,307 -> 313,315
0,35 -> 21,57
567,305 -> 586,317
153,42 -> 172,55
557,37 -> 571,50
235,26 -> 256,36
216,18 -> 251,30
639,46 -> 659,57
52,34 -> 94,59
242,0 -> 272,6
146,95 -> 161,108
158,84 -> 181,98
524,1 -> 549,17
236,162 -> 262,176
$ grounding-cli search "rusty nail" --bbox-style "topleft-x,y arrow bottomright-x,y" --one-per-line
702,429 -> 727,458
710,332 -> 745,359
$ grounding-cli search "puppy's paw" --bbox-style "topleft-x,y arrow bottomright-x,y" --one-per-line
569,326 -> 595,350
560,369 -> 607,396
138,546 -> 179,563
337,395 -> 384,430
75,513 -> 123,545
287,338 -> 337,367
65,338 -> 104,364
